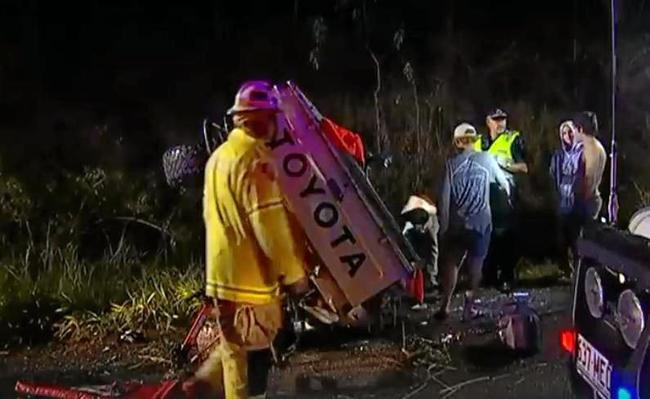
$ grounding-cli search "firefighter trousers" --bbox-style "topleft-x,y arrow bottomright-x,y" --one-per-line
194,299 -> 283,399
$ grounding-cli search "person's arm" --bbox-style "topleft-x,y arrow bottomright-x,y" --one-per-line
575,151 -> 587,200
488,154 -> 511,198
437,161 -> 451,235
506,135 -> 528,173
597,142 -> 608,183
239,159 -> 308,292
427,215 -> 439,272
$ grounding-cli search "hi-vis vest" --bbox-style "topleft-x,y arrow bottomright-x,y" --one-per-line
474,130 -> 520,164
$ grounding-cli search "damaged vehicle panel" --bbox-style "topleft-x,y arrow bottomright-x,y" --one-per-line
267,81 -> 418,327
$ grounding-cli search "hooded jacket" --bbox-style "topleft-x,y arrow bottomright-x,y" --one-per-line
549,121 -> 585,215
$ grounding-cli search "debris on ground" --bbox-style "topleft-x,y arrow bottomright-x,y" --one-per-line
119,329 -> 146,344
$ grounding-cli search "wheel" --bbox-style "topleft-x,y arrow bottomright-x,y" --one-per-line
162,144 -> 206,188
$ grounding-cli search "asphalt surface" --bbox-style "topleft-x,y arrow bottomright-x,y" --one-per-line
3,285 -> 576,399
275,285 -> 576,399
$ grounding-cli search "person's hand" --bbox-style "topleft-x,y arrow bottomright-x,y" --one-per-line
497,157 -> 513,171
503,161 -> 528,174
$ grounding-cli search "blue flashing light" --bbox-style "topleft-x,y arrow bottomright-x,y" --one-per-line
617,387 -> 632,399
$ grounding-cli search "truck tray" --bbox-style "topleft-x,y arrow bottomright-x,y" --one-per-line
266,82 -> 417,322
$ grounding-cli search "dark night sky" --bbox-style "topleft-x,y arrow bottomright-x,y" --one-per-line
0,0 -> 614,103
0,0 -> 647,172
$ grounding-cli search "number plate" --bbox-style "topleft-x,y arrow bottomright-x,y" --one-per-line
576,334 -> 612,399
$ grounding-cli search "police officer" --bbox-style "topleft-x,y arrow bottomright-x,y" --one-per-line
475,108 -> 528,292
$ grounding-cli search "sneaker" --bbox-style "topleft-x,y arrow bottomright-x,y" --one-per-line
411,303 -> 429,311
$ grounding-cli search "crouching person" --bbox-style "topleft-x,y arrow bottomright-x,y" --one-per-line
434,123 -> 510,322
401,195 -> 439,290
183,81 -> 310,399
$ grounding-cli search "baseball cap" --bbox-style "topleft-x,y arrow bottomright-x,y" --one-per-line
453,123 -> 478,140
487,108 -> 508,120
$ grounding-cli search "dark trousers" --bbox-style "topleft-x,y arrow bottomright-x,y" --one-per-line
248,349 -> 273,396
483,185 -> 519,286
483,226 -> 519,285
555,209 -> 588,275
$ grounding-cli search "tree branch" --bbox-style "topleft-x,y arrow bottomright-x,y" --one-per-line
368,47 -> 383,153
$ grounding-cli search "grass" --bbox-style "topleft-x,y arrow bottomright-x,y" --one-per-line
517,259 -> 562,283
0,242 -> 203,347
54,267 -> 203,342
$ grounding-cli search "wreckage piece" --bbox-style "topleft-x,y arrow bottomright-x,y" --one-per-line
14,379 -> 180,399
266,81 -> 419,326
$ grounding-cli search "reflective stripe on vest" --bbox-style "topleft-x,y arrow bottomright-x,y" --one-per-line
475,131 -> 520,162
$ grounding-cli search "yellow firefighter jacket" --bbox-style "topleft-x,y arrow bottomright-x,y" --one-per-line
203,127 -> 307,304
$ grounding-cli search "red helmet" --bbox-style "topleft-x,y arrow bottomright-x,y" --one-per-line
227,80 -> 279,115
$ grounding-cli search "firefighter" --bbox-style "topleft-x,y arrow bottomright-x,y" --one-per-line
474,108 -> 528,293
434,123 -> 510,322
183,80 -> 310,399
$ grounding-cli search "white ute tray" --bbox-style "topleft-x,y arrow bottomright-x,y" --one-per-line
265,81 -> 417,312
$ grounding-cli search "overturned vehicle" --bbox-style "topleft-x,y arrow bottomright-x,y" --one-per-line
164,81 -> 423,335
14,82 -> 423,398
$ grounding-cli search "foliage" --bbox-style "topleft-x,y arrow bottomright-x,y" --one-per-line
1,0 -> 650,346
0,239 -> 202,346
55,266 -> 202,342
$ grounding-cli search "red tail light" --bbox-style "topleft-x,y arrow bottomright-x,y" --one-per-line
560,328 -> 576,355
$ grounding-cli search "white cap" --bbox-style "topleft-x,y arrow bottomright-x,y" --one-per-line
401,195 -> 437,216
453,123 -> 478,140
